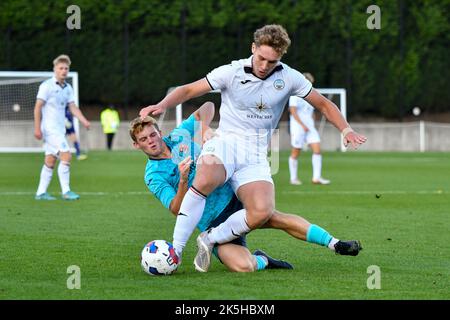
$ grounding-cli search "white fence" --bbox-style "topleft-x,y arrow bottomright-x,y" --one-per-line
1,121 -> 450,152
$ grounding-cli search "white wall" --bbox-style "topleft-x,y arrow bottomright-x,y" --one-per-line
1,121 -> 450,152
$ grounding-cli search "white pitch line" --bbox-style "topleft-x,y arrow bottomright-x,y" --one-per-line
285,190 -> 448,195
0,191 -> 149,196
0,190 -> 448,196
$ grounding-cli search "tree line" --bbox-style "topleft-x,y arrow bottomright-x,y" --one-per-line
1,0 -> 449,119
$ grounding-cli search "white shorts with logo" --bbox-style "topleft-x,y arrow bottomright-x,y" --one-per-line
200,133 -> 273,193
43,133 -> 71,156
290,118 -> 320,149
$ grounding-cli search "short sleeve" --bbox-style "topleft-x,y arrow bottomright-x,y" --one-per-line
146,175 -> 176,210
205,64 -> 234,91
67,85 -> 75,104
289,69 -> 313,99
289,96 -> 299,107
36,82 -> 49,102
176,114 -> 198,138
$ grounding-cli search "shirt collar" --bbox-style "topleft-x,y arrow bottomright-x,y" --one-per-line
53,76 -> 67,88
243,55 -> 283,80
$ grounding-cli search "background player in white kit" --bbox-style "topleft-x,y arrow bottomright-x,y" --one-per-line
139,25 -> 367,272
34,54 -> 90,200
289,72 -> 330,185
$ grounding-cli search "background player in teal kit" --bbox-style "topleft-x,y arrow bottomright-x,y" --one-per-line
130,102 -> 362,272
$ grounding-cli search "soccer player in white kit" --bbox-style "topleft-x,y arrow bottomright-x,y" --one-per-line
34,55 -> 90,200
289,72 -> 330,185
139,25 -> 367,272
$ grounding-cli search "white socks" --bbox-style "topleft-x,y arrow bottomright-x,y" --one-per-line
37,161 -> 73,195
288,157 -> 298,181
58,161 -> 71,194
173,187 -> 206,257
36,165 -> 54,195
328,237 -> 339,251
290,154 -> 324,181
312,153 -> 322,180
206,209 -> 251,245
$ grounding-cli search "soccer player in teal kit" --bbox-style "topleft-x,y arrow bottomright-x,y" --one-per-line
130,102 -> 361,272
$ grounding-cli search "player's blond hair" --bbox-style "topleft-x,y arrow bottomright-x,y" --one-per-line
253,24 -> 291,55
53,54 -> 71,66
129,116 -> 160,142
303,72 -> 315,83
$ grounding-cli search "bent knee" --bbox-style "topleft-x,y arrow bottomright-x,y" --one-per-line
246,208 -> 274,229
44,156 -> 57,168
193,160 -> 225,193
192,176 -> 218,195
59,152 -> 72,163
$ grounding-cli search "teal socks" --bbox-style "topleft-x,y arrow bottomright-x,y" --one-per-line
306,224 -> 333,247
255,255 -> 268,270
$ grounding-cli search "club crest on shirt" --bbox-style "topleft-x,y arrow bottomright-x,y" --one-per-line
273,79 -> 285,90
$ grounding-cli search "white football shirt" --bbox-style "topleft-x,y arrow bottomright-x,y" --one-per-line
206,56 -> 312,141
36,76 -> 75,136
289,96 -> 315,120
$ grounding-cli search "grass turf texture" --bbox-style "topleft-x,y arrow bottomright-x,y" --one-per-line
0,151 -> 449,299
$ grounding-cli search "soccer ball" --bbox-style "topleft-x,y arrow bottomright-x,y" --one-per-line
141,240 -> 179,276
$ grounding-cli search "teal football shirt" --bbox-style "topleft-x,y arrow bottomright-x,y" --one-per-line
145,115 -> 235,231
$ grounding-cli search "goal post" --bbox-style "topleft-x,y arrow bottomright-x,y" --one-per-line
0,71 -> 79,152
166,87 -> 348,152
315,88 -> 347,152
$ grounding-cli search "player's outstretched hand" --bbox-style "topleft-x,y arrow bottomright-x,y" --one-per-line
343,130 -> 367,149
140,104 -> 165,119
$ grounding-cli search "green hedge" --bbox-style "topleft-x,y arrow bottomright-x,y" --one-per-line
1,0 -> 449,118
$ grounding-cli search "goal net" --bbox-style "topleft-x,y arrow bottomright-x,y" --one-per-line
0,71 -> 79,152
162,87 -> 348,152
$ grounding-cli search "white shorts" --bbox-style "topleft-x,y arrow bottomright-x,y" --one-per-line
290,120 -> 320,149
200,134 -> 273,192
43,134 -> 71,156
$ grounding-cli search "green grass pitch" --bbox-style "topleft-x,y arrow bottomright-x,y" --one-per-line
0,151 -> 449,299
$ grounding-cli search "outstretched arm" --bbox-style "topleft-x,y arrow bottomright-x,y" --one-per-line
140,78 -> 212,119
305,89 -> 367,149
